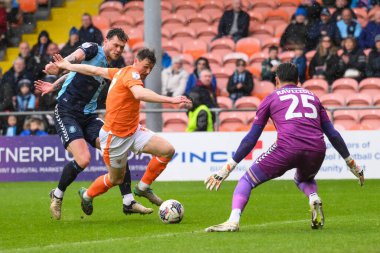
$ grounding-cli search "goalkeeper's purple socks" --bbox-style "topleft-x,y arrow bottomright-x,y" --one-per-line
295,179 -> 318,197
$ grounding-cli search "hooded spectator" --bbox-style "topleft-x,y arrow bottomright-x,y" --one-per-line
31,30 -> 52,58
16,79 -> 35,112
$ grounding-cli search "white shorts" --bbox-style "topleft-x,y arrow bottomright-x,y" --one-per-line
99,124 -> 155,169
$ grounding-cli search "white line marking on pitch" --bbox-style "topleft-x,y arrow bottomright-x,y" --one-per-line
0,219 -> 308,253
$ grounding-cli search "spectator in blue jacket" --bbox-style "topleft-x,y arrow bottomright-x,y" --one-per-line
308,8 -> 341,49
185,57 -> 217,95
291,45 -> 307,83
337,8 -> 362,41
359,11 -> 380,49
16,79 -> 35,112
20,117 -> 48,136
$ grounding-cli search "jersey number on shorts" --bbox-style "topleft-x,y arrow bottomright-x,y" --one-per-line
279,94 -> 317,120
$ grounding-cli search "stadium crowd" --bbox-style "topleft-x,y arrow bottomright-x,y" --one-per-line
1,0 -> 380,135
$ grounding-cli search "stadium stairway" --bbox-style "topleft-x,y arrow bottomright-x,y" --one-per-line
0,0 -> 103,73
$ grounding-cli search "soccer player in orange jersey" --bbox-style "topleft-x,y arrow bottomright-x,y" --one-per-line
52,48 -> 192,215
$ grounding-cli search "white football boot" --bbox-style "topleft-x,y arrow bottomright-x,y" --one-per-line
205,221 -> 240,232
310,197 -> 324,229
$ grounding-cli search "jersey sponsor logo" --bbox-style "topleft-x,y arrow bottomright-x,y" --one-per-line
132,72 -> 140,80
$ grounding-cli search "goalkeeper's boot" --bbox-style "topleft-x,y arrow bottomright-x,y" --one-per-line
49,189 -> 62,220
310,197 -> 324,229
134,185 -> 163,206
205,221 -> 240,232
123,200 -> 154,215
78,187 -> 93,216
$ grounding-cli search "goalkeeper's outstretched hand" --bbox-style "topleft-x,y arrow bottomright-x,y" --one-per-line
205,159 -> 237,191
346,157 -> 364,186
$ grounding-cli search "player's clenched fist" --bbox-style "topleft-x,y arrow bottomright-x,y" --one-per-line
205,158 -> 237,191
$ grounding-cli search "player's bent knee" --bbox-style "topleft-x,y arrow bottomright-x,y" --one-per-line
162,145 -> 175,159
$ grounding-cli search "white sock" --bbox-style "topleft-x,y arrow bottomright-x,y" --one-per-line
228,209 -> 242,223
54,188 -> 64,199
138,181 -> 150,191
309,192 -> 320,205
83,191 -> 92,201
123,193 -> 134,206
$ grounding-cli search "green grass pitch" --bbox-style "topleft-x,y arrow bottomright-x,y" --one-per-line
0,180 -> 379,253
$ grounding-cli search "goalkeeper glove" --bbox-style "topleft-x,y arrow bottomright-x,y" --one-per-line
345,157 -> 364,186
205,158 -> 237,191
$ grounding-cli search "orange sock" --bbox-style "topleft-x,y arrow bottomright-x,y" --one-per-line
141,156 -> 171,185
87,173 -> 114,198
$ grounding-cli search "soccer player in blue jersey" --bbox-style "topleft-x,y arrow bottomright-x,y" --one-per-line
204,63 -> 364,232
35,28 -> 153,220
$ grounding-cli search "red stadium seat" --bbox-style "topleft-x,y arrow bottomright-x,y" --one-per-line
359,110 -> 380,129
234,96 -> 261,109
197,26 -> 217,43
249,52 -> 269,64
162,14 -> 187,30
249,24 -> 274,41
172,27 -> 196,45
235,38 -> 261,57
110,15 -> 134,27
92,15 -> 111,30
319,93 -> 345,108
247,65 -> 262,79
358,78 -> 380,97
174,1 -> 198,17
182,40 -> 207,59
302,79 -> 328,98
346,93 -> 372,107
265,9 -> 290,27
332,78 -> 358,96
163,113 -> 188,132
251,0 -> 278,16
200,0 -> 224,12
162,40 -> 182,56
248,10 -> 265,23
187,13 -> 212,30
217,96 -> 233,109
99,1 -> 123,19
219,112 -> 247,131
333,110 -> 359,130
223,52 -> 249,69
252,81 -> 275,100
210,38 -> 235,56
261,37 -> 280,50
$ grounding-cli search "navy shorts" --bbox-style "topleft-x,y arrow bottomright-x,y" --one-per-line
54,105 -> 103,148
250,143 -> 325,185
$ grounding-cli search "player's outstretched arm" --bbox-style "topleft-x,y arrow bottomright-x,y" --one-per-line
34,74 -> 69,96
52,54 -> 111,80
205,124 -> 264,191
130,85 -> 192,107
322,121 -> 364,186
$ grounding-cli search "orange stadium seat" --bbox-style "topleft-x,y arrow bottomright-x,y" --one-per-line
161,28 -> 171,39
223,52 -> 249,69
333,110 -> 359,130
217,96 -> 233,109
171,27 -> 196,45
247,65 -> 262,79
332,78 -> 358,96
346,93 -> 372,107
359,110 -> 380,129
333,123 -> 346,131
163,113 -> 188,132
219,112 -> 247,131
249,52 -> 269,64
251,0 -> 278,16
278,0 -> 301,6
210,38 -> 235,56
234,96 -> 261,109
250,24 -> 274,41
162,40 -> 182,56
99,1 -> 123,19
214,67 -> 232,95
348,124 -> 374,130
264,123 -> 277,131
174,1 -> 199,17
131,41 -> 145,54
182,40 -> 207,59
373,94 -> 380,106
179,54 -> 194,73
110,16 -> 134,27
235,38 -> 261,57
187,13 -> 212,30
197,27 -> 217,43
92,16 -> 111,30
162,14 -> 187,30
202,52 -> 223,69
161,1 -> 173,15
246,111 -> 257,125
274,23 -> 288,38
200,0 -> 224,12
126,28 -> 143,47
358,78 -> 380,97
302,79 -> 328,98
123,1 -> 144,15
279,51 -> 295,62
265,9 -> 290,27
261,37 -> 280,50
319,93 -> 345,108
134,16 -> 144,27
252,81 -> 275,100
248,10 -> 265,23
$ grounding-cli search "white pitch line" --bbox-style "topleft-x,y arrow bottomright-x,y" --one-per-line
0,219 -> 309,253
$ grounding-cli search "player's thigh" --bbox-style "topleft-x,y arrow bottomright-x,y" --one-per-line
99,128 -> 130,169
83,115 -> 104,149
67,139 -> 91,164
142,134 -> 174,157
294,151 -> 325,182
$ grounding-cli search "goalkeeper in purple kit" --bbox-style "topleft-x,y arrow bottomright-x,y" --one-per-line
205,63 -> 364,232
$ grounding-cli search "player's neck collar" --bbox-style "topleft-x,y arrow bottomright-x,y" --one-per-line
281,83 -> 297,88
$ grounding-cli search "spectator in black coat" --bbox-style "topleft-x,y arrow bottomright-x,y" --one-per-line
0,81 -> 14,111
214,0 -> 250,42
331,0 -> 356,22
280,7 -> 309,50
366,35 -> 380,77
227,59 -> 253,102
78,13 -> 103,45
338,37 -> 366,81
60,27 -> 81,58
309,35 -> 341,84
31,30 -> 52,59
1,57 -> 34,95
297,0 -> 322,23
308,8 -> 341,49
18,41 -> 38,79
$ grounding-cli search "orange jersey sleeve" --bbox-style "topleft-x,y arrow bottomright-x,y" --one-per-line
108,68 -> 120,79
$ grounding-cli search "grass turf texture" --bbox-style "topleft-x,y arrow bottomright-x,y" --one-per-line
0,180 -> 379,253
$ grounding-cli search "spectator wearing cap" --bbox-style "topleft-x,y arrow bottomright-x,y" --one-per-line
78,13 -> 103,45
308,8 -> 341,49
214,0 -> 250,43
331,0 -> 357,22
60,27 -> 81,57
291,45 -> 307,83
31,30 -> 52,59
359,11 -> 380,49
280,7 -> 310,51
227,59 -> 253,102
336,8 -> 362,41
366,35 -> 380,77
1,57 -> 33,95
297,0 -> 322,23
338,37 -> 366,81
161,56 -> 189,97
16,79 -> 35,112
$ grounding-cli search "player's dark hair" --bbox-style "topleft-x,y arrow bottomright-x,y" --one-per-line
106,28 -> 128,42
136,48 -> 156,65
276,63 -> 298,84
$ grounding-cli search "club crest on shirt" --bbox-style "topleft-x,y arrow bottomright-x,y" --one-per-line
132,72 -> 140,80
69,126 -> 77,134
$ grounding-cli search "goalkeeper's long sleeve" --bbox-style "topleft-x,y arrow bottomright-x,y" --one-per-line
322,121 -> 350,159
232,124 -> 264,163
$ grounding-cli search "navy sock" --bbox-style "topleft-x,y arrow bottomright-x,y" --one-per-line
119,162 -> 132,196
57,161 -> 84,192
